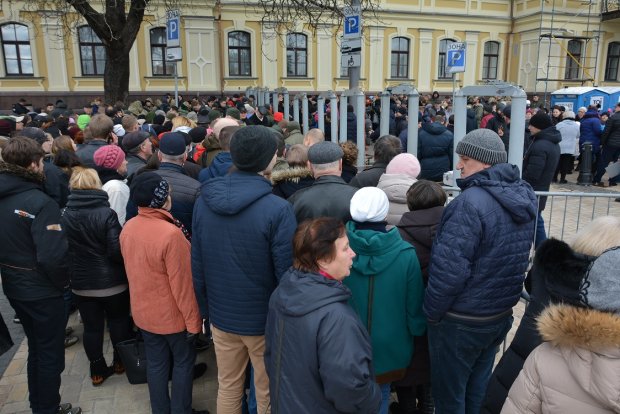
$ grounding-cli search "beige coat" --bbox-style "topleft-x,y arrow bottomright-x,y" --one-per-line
502,304 -> 620,414
377,173 -> 416,226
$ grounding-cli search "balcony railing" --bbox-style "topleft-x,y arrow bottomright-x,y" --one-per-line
602,0 -> 620,20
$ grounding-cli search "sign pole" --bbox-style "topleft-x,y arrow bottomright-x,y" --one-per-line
174,63 -> 179,107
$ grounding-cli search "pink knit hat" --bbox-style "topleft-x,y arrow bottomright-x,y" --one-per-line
93,145 -> 125,170
386,153 -> 421,178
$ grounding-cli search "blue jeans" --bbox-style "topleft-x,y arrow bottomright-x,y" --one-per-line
141,329 -> 196,414
427,315 -> 513,414
9,296 -> 65,414
379,383 -> 391,414
534,211 -> 547,249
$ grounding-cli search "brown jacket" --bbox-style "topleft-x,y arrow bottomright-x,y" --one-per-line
120,207 -> 201,335
502,304 -> 620,414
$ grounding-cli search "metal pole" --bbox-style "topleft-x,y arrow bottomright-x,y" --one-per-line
264,90 -> 271,109
348,0 -> 361,89
272,92 -> 279,112
380,90 -> 390,137
508,92 -> 527,174
355,89 -> 366,168
257,88 -> 263,106
318,95 -> 326,132
293,96 -> 300,123
302,93 -> 310,134
283,91 -> 290,121
329,91 -> 338,142
406,91 -> 420,155
339,94 -> 348,143
453,91 -> 468,178
174,63 -> 179,108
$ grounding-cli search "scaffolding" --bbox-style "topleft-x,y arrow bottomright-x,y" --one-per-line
536,0 -> 602,103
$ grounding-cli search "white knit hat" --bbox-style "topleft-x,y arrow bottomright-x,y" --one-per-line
350,187 -> 389,223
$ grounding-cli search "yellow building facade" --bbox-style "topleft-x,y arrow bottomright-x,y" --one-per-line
0,0 -> 619,104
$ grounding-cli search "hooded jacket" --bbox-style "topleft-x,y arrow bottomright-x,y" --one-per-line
0,162 -> 69,300
344,222 -> 426,382
284,122 -> 303,146
579,109 -> 602,152
502,304 -> 620,414
270,167 -> 315,199
424,163 -> 537,322
265,268 -> 382,414
601,110 -> 620,148
346,112 -> 358,142
198,151 -> 233,182
61,189 -> 127,291
523,126 -> 561,211
482,239 -> 593,414
376,173 -> 417,226
191,171 -> 296,335
417,122 -> 454,182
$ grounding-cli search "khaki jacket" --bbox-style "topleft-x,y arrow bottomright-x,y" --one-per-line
502,304 -> 620,414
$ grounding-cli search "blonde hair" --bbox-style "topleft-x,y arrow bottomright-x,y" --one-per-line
570,216 -> 620,256
171,115 -> 196,130
69,166 -> 102,190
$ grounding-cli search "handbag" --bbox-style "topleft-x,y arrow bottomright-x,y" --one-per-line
115,332 -> 147,384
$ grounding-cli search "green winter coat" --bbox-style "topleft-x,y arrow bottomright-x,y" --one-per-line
345,221 -> 426,383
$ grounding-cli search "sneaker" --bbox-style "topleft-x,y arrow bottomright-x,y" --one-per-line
193,362 -> 207,380
594,182 -> 605,187
609,182 -> 618,187
559,179 -> 568,184
195,337 -> 211,352
13,315 -> 20,324
64,335 -> 79,348
57,403 -> 82,414
65,327 -> 74,336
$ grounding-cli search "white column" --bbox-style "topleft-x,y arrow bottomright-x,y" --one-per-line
316,26 -> 334,90
369,26 -> 385,91
418,29 -> 434,92
129,42 -> 140,92
40,14 -> 69,91
261,25 -> 278,88
184,17 -> 218,91
464,31 -> 479,86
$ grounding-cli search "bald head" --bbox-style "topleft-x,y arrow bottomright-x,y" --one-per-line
303,128 -> 325,147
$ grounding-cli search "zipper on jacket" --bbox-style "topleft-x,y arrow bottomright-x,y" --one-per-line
367,275 -> 375,335
274,318 -> 284,414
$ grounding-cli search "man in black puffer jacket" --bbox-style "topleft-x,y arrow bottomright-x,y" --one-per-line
595,102 -> 620,186
417,114 -> 453,182
0,138 -> 81,414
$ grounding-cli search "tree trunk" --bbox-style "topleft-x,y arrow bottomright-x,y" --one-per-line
104,46 -> 131,105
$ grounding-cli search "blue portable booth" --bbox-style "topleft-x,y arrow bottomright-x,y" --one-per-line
550,87 -> 604,112
595,87 -> 620,112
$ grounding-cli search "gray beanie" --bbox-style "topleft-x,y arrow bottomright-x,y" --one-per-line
581,247 -> 620,315
230,125 -> 277,173
455,129 -> 507,166
308,141 -> 344,165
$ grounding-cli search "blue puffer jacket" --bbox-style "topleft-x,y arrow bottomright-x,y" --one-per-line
198,151 -> 233,183
191,171 -> 296,335
156,163 -> 200,234
579,110 -> 602,153
265,268 -> 381,414
424,163 -> 537,322
417,122 -> 454,182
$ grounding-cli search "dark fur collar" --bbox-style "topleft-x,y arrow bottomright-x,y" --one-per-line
270,167 -> 313,184
0,161 -> 44,183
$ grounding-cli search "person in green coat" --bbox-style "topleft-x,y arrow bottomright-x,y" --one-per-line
345,187 -> 427,414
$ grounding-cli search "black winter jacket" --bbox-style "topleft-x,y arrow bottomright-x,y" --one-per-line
601,111 -> 620,148
0,162 -> 69,300
265,268 -> 381,414
349,162 -> 387,188
76,139 -> 108,169
523,126 -> 561,211
481,239 -> 593,414
61,189 -> 127,291
43,160 -> 69,208
418,122 -> 453,182
346,112 -> 358,142
270,167 -> 315,199
156,163 -> 200,234
289,175 -> 358,223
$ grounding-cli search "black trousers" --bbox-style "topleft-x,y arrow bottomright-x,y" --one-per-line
9,296 -> 65,414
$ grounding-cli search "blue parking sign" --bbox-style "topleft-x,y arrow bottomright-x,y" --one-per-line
343,5 -> 362,39
446,42 -> 466,74
166,10 -> 180,48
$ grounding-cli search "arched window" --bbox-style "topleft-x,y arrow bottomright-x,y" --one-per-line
150,28 -> 174,76
483,41 -> 500,80
78,26 -> 105,76
228,31 -> 251,76
0,23 -> 33,76
286,33 -> 307,77
565,39 -> 582,80
605,42 -> 620,81
391,37 -> 410,78
438,38 -> 456,79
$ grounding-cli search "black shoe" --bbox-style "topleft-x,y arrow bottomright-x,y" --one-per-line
13,314 -> 20,324
195,337 -> 211,352
193,362 -> 207,380
65,326 -> 74,336
57,403 -> 82,414
615,197 -> 620,202
192,409 -> 209,414
64,335 -> 79,348
559,179 -> 568,184
609,182 -> 617,187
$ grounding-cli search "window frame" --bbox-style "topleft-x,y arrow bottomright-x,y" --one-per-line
438,38 -> 456,79
228,31 -> 252,77
564,39 -> 583,80
482,41 -> 500,80
150,27 -> 174,76
605,42 -> 620,82
78,25 -> 106,76
0,23 -> 34,76
390,37 -> 410,79
286,33 -> 308,77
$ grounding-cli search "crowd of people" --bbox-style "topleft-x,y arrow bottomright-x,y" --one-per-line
0,91 -> 619,414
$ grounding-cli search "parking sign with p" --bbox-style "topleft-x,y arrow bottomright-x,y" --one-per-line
166,9 -> 180,48
446,42 -> 466,74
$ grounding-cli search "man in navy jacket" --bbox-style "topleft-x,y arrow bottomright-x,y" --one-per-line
424,129 -> 536,414
192,126 -> 296,414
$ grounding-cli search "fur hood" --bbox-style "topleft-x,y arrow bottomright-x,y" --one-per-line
538,304 -> 620,353
0,161 -> 44,183
270,167 -> 313,185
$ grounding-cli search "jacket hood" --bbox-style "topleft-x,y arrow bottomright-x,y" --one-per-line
583,109 -> 600,119
287,121 -> 301,132
421,121 -> 448,135
377,173 -> 416,204
397,206 -> 444,249
538,304 -> 620,353
200,171 -> 272,215
65,189 -> 110,209
270,167 -> 313,185
202,133 -> 221,151
273,268 -> 351,316
458,163 -> 537,224
0,161 -> 44,199
346,222 -> 412,274
533,126 -> 562,144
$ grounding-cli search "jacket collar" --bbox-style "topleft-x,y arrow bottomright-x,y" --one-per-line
538,304 -> 620,353
137,207 -> 175,222
313,175 -> 347,185
0,161 -> 44,183
159,162 -> 186,175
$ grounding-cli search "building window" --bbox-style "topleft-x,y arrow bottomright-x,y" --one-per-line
483,41 -> 500,80
150,28 -> 175,76
438,38 -> 456,79
78,26 -> 105,76
565,39 -> 582,80
0,23 -> 33,76
605,42 -> 620,81
228,31 -> 251,76
391,37 -> 410,78
286,33 -> 307,77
